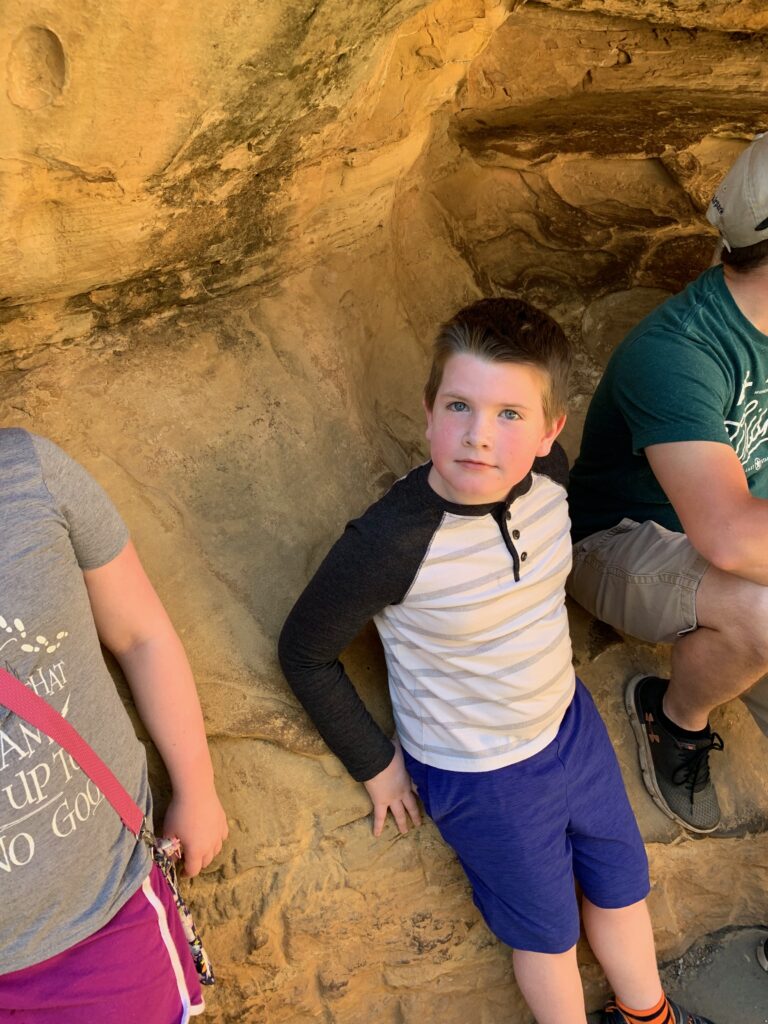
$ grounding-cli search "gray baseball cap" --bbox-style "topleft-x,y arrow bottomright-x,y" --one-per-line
707,134 -> 768,251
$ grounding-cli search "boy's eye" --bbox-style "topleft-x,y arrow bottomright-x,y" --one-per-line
447,401 -> 468,412
500,408 -> 521,421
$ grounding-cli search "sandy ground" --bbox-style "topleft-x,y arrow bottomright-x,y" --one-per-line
586,927 -> 768,1023
661,927 -> 768,1024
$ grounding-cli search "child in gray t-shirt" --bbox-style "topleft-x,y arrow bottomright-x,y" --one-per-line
0,428 -> 228,1021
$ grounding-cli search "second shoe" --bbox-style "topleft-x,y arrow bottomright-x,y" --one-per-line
625,674 -> 723,833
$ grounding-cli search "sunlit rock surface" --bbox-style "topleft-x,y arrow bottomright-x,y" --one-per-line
3,1 -> 768,1020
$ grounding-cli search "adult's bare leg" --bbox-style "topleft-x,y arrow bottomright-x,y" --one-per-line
665,565 -> 768,730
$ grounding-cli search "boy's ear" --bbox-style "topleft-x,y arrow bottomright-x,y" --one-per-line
535,412 -> 567,457
423,397 -> 434,441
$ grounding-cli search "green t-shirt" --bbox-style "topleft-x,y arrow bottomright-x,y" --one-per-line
570,265 -> 768,541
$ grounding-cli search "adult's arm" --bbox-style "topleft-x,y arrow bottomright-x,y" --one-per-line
646,440 -> 768,584
84,541 -> 228,876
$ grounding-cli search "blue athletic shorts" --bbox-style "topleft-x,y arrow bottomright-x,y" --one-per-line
402,679 -> 650,953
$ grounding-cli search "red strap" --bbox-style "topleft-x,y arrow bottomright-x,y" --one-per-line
0,666 -> 145,836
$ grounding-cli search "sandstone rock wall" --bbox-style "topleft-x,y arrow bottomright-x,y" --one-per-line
3,1 -> 768,1021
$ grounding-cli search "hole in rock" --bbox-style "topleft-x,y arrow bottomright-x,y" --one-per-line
7,26 -> 67,110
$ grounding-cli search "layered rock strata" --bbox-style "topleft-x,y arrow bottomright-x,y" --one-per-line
2,1 -> 768,1021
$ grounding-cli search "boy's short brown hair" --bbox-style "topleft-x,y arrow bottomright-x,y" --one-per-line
424,298 -> 572,424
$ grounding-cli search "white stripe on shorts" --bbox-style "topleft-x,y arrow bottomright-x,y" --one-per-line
141,875 -> 204,1023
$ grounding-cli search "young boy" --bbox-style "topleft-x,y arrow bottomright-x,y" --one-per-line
279,299 -> 714,1024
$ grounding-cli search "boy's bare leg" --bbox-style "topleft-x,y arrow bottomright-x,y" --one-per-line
581,898 -> 661,1010
666,566 -> 768,730
512,946 -> 587,1024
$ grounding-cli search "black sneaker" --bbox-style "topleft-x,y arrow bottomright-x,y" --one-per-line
597,997 -> 716,1023
625,675 -> 723,833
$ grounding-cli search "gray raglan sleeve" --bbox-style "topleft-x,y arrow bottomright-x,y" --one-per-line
533,442 -> 569,488
30,435 -> 129,569
279,480 -> 440,782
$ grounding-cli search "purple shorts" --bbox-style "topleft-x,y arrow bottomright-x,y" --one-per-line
0,863 -> 204,1023
403,679 -> 650,953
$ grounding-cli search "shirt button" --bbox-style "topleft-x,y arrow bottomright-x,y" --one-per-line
512,529 -> 520,540
520,551 -> 528,562
505,510 -> 512,520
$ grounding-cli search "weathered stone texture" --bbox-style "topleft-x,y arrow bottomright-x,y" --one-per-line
3,0 -> 768,1020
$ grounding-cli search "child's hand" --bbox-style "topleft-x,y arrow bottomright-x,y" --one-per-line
363,738 -> 422,837
161,786 -> 229,877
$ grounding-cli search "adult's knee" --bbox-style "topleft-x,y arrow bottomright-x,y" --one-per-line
697,567 -> 768,664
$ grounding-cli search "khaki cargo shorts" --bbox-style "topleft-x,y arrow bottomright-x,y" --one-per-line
568,517 -> 768,735
567,518 -> 707,644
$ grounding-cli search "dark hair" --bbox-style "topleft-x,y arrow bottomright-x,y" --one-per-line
424,298 -> 572,423
720,237 -> 768,273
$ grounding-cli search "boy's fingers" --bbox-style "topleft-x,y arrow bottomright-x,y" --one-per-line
372,804 -> 387,837
391,800 -> 411,834
371,790 -> 420,838
403,791 -> 422,826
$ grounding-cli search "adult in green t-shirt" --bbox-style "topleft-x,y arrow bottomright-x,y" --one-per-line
568,134 -> 768,836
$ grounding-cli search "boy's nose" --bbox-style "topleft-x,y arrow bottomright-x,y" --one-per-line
464,417 -> 493,447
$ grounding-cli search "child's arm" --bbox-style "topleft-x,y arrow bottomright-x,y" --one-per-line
279,506 -> 424,836
83,541 -> 228,876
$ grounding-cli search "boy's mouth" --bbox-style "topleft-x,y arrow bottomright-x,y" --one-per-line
456,459 -> 495,469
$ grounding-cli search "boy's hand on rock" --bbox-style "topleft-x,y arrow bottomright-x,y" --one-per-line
363,738 -> 422,837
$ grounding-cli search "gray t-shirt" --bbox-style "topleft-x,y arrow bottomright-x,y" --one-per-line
0,429 -> 152,973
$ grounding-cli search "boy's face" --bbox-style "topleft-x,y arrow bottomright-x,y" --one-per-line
424,352 -> 565,505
